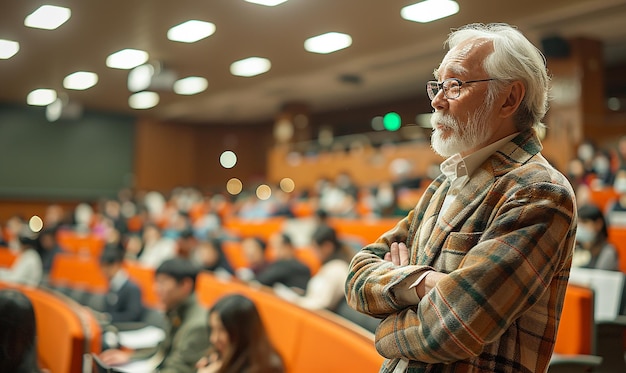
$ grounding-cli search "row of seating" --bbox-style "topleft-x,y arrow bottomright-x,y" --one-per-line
0,281 -> 101,373
195,272 -> 384,372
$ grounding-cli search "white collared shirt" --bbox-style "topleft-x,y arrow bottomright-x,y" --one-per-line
438,133 -> 519,218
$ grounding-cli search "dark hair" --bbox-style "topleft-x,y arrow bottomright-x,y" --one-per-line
578,204 -> 609,240
280,233 -> 293,248
156,258 -> 199,288
0,289 -> 40,373
311,225 -> 352,263
210,294 -> 282,373
203,238 -> 234,275
99,247 -> 125,265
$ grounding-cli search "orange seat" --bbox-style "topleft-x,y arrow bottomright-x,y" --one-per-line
56,230 -> 106,258
122,261 -> 162,309
0,281 -> 101,373
48,254 -> 108,293
222,240 -> 249,270
194,272 -> 383,373
588,187 -> 619,211
554,284 -> 595,355
222,217 -> 286,241
0,247 -> 17,267
294,247 -> 321,276
329,217 -> 399,245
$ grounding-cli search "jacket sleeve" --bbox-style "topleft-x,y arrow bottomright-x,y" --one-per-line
345,210 -> 434,318
159,320 -> 210,373
373,181 -> 576,363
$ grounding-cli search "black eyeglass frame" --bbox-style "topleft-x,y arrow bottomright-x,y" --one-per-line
426,78 -> 496,100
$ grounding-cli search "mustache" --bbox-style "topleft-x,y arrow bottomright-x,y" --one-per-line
430,112 -> 458,129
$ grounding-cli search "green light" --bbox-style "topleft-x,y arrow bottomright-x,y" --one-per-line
383,112 -> 401,131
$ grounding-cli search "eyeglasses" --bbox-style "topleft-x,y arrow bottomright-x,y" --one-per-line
426,78 -> 496,100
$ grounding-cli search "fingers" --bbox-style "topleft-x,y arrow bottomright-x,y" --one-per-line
386,242 -> 409,266
390,242 -> 400,265
398,242 -> 409,266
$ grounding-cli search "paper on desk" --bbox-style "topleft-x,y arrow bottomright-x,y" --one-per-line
109,359 -> 158,373
118,325 -> 166,350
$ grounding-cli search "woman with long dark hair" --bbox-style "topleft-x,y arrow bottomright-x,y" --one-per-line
0,289 -> 43,373
196,294 -> 283,373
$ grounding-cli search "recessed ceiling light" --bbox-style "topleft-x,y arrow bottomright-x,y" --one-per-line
304,32 -> 353,54
63,71 -> 98,90
230,57 -> 271,77
24,5 -> 71,30
245,0 -> 289,6
167,20 -> 216,43
106,49 -> 149,69
27,89 -> 57,106
174,77 -> 208,95
0,39 -> 19,59
401,0 -> 459,23
129,91 -> 159,109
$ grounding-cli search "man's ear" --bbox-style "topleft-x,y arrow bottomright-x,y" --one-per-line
499,80 -> 525,119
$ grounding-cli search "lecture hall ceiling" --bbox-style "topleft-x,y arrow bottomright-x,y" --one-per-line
1,0 -> 626,124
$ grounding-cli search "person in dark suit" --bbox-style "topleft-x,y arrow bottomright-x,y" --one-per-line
99,248 -> 145,324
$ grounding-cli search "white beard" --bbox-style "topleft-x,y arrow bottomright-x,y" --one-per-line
430,101 -> 494,157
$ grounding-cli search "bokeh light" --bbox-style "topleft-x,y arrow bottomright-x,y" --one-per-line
220,150 -> 237,168
256,184 -> 272,200
29,215 -> 44,232
279,178 -> 295,193
383,112 -> 402,131
226,178 -> 243,195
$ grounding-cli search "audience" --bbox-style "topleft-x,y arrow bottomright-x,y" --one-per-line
99,258 -> 210,373
196,294 -> 283,373
98,247 -> 145,324
0,289 -> 45,373
195,238 -> 234,277
255,232 -> 311,291
273,225 -> 351,312
607,169 -> 626,227
236,237 -> 269,282
0,235 -> 42,287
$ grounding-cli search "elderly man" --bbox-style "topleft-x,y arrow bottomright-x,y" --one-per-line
345,23 -> 577,373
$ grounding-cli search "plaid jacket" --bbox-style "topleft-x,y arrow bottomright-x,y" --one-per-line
345,131 -> 577,373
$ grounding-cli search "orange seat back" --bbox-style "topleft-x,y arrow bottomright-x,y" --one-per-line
222,241 -> 249,270
194,272 -> 383,373
49,254 -> 108,293
123,261 -> 162,309
0,282 -> 101,373
0,247 -> 17,267
329,218 -> 398,245
554,284 -> 595,355
56,230 -> 105,258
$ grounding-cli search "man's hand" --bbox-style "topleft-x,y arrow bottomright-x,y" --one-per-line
99,349 -> 131,366
384,242 -> 409,266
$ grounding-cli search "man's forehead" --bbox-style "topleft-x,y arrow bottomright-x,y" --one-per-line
434,38 -> 493,78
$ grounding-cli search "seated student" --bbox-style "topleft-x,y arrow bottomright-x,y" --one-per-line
0,235 -> 42,287
99,248 -> 145,324
35,228 -> 61,277
195,238 -> 234,277
573,204 -> 620,271
196,294 -> 283,373
99,258 -> 210,373
273,225 -> 350,311
255,232 -> 311,291
235,237 -> 269,282
0,289 -> 46,373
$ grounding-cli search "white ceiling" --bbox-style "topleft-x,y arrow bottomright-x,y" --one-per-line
2,0 -> 626,124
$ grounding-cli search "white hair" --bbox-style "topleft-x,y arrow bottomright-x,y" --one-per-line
445,23 -> 550,131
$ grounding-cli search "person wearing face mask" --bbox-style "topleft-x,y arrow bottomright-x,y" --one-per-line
572,204 -> 619,271
607,169 -> 626,227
